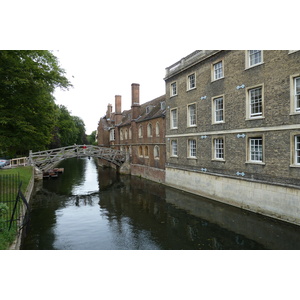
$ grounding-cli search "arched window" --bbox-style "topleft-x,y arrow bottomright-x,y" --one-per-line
120,129 -> 123,140
154,145 -> 160,159
145,146 -> 149,157
147,123 -> 152,137
156,122 -> 160,137
138,125 -> 143,138
139,146 -> 143,157
129,127 -> 132,139
125,129 -> 128,140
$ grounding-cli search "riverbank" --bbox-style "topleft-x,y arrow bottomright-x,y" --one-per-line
0,166 -> 34,250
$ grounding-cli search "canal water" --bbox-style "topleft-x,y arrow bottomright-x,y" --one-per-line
21,157 -> 300,250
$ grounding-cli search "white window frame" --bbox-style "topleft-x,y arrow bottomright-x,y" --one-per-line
213,61 -> 224,81
246,85 -> 264,119
187,73 -> 196,90
212,95 -> 224,123
171,140 -> 178,157
170,108 -> 178,129
187,103 -> 196,127
170,82 -> 177,97
290,75 -> 300,114
248,137 -> 263,163
295,136 -> 300,165
213,138 -> 224,160
246,50 -> 263,69
290,133 -> 300,167
188,139 -> 197,158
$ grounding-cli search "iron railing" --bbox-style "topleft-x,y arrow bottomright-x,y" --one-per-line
0,174 -> 29,231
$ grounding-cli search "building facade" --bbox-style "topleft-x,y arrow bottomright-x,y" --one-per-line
97,83 -> 166,183
164,50 -> 300,225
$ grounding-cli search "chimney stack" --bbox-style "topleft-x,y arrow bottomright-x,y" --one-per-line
131,83 -> 141,119
115,95 -> 122,124
106,103 -> 112,119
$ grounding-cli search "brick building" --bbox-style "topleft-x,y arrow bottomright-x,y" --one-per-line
164,50 -> 300,225
97,83 -> 166,183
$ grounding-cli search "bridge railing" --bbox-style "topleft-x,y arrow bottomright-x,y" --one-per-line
28,145 -> 126,170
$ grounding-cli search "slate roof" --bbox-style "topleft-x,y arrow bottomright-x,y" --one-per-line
117,94 -> 166,127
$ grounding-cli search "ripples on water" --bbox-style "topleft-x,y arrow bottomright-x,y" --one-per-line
21,157 -> 300,250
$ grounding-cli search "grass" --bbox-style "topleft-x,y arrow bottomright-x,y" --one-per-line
0,166 -> 33,250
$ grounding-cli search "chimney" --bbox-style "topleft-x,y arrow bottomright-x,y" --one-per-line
115,95 -> 122,124
131,83 -> 141,119
106,103 -> 112,119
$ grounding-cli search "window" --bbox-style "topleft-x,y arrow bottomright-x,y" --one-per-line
129,127 -> 132,139
145,146 -> 149,157
213,96 -> 224,123
295,136 -> 300,165
249,137 -> 263,162
120,129 -> 123,140
294,77 -> 300,111
170,108 -> 178,129
247,86 -> 264,119
156,122 -> 160,136
110,129 -> 115,141
187,103 -> 196,127
138,146 -> 143,157
214,138 -> 224,160
213,61 -> 223,80
187,73 -> 196,90
125,129 -> 128,140
188,139 -> 197,158
171,82 -> 177,96
147,123 -> 152,137
247,50 -> 263,67
171,140 -> 178,157
138,125 -> 143,138
161,101 -> 166,110
154,145 -> 160,159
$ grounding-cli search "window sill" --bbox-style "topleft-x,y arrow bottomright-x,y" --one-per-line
290,164 -> 300,168
212,121 -> 225,125
245,116 -> 265,121
211,159 -> 226,163
245,62 -> 264,70
211,76 -> 224,83
289,112 -> 300,116
187,87 -> 197,92
187,157 -> 197,160
245,161 -> 265,165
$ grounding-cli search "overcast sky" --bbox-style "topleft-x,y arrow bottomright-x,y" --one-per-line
52,47 -> 192,134
3,1 -> 296,134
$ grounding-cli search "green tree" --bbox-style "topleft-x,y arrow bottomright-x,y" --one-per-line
87,130 -> 97,145
0,50 -> 72,157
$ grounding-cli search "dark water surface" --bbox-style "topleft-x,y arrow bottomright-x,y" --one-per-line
21,157 -> 300,250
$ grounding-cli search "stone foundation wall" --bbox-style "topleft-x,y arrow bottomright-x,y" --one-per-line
165,166 -> 300,226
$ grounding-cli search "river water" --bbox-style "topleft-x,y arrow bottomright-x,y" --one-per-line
21,157 -> 300,250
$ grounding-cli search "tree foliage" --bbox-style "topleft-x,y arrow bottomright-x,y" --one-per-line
0,50 -> 87,157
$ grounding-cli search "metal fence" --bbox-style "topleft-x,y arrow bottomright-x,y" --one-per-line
0,173 -> 25,231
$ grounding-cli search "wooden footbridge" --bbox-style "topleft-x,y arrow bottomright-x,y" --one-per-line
28,145 -> 126,171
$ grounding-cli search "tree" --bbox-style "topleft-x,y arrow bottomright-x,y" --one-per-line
0,50 -> 72,157
87,130 -> 97,145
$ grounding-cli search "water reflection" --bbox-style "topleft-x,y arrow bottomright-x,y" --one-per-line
21,157 -> 300,250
